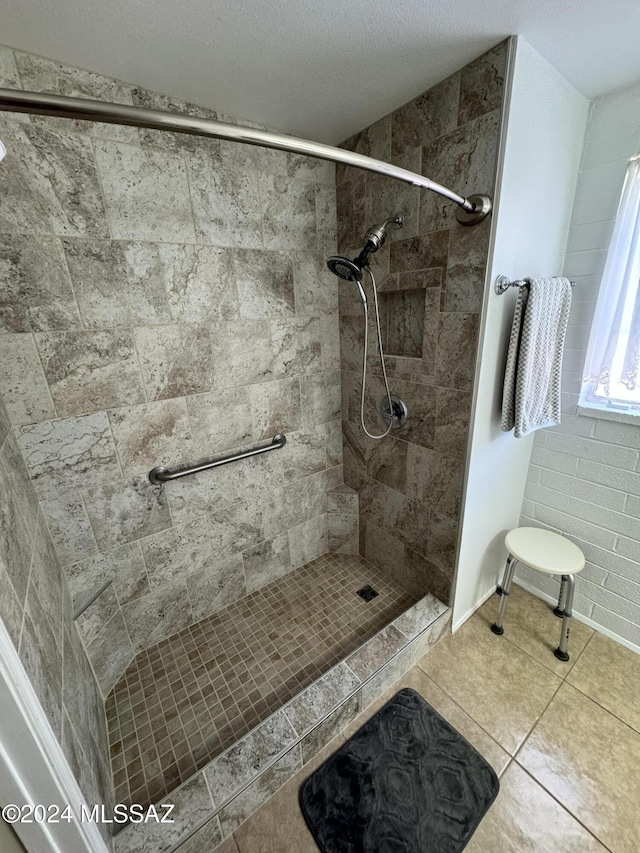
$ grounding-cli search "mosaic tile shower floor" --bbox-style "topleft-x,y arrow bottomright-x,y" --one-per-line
105,553 -> 418,809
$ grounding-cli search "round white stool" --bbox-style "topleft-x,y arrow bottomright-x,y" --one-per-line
491,527 -> 585,661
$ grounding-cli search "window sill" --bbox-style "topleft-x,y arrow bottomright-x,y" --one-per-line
576,404 -> 640,427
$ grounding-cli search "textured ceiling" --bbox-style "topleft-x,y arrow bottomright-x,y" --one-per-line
3,0 -> 640,143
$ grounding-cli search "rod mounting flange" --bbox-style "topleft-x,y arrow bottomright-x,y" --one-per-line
149,466 -> 169,485
455,194 -> 492,225
495,275 -> 512,295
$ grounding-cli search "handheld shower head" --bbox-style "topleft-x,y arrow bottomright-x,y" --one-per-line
326,256 -> 368,304
326,212 -> 404,304
326,256 -> 363,282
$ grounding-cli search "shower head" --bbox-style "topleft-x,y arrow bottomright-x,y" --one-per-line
326,256 -> 368,304
326,255 -> 363,282
326,213 -> 404,304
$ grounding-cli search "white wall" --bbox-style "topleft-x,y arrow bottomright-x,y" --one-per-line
452,37 -> 589,629
518,81 -> 640,652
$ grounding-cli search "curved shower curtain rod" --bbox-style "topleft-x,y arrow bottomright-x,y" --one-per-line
0,88 -> 491,225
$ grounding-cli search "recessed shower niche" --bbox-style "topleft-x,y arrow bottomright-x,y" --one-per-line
380,287 -> 425,357
378,269 -> 441,359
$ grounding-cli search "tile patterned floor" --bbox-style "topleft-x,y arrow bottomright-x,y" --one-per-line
106,553 -> 417,809
226,583 -> 640,853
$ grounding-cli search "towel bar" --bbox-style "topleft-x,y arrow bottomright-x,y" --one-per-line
495,275 -> 576,295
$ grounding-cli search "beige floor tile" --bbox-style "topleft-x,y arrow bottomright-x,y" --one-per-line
567,631 -> 640,733
518,682 -> 640,853
477,584 -> 594,676
466,762 -> 607,852
342,666 -> 511,777
417,614 -> 562,754
233,735 -> 345,853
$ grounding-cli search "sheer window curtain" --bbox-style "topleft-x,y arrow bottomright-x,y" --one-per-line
581,155 -> 640,409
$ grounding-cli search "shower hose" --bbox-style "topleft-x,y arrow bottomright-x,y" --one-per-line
359,266 -> 394,440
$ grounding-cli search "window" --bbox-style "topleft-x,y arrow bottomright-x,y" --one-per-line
580,155 -> 640,417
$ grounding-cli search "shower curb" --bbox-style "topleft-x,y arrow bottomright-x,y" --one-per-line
112,595 -> 451,853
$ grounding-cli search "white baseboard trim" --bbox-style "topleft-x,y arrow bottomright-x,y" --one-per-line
0,618 -> 109,853
514,578 -> 640,655
452,583 -> 498,633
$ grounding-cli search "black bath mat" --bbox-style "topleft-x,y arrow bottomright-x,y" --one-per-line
299,688 -> 499,853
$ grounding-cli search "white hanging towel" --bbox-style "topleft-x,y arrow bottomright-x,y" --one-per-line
501,277 -> 572,438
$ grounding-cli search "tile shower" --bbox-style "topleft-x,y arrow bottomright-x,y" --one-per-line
0,38 -> 505,851
0,45 -> 343,698
338,42 -> 505,603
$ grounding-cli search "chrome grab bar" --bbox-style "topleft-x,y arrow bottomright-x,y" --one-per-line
148,433 -> 287,484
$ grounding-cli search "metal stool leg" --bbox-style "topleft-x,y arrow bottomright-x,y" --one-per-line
554,574 -> 575,661
491,555 -> 516,636
553,575 -> 568,618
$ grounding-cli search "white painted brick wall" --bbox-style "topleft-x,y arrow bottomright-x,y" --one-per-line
518,82 -> 640,651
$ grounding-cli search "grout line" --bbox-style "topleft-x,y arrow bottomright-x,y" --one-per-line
15,546 -> 36,657
104,407 -> 127,480
539,465 -> 640,499
479,618 -> 581,679
529,478 -> 640,524
55,236 -> 86,331
414,665 -> 512,762
88,136 -> 115,242
415,612 -> 565,760
513,763 -> 615,852
561,677 -> 640,738
494,616 -> 640,744
28,330 -> 59,419
76,487 -> 103,560
180,149 -> 199,244
128,326 -> 150,406
9,48 -> 28,99
511,674 -> 564,762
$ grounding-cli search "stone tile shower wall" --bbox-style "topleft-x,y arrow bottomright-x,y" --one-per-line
337,42 -> 506,603
0,46 -> 341,695
0,389 -> 113,838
